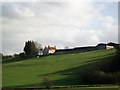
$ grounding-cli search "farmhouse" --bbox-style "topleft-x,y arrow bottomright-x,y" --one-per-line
43,45 -> 56,55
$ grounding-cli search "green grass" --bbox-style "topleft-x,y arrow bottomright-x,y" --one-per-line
41,86 -> 119,90
2,49 -> 117,88
42,85 -> 119,90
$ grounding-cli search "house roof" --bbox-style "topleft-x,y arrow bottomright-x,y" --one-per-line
74,46 -> 95,50
97,43 -> 106,46
107,42 -> 118,46
48,45 -> 56,50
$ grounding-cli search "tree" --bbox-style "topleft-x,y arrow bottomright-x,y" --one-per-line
24,41 -> 31,55
35,41 -> 43,52
24,40 -> 40,56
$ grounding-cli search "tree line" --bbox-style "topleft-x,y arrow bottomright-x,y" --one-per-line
2,40 -> 43,60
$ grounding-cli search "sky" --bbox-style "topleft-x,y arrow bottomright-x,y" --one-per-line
1,0 -> 119,55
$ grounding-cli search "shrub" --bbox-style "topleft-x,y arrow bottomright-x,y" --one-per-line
43,77 -> 52,89
82,70 -> 120,84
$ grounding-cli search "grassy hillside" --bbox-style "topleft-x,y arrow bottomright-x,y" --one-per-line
2,49 -> 116,88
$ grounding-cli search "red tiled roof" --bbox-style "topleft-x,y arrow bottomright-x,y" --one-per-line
48,45 -> 56,50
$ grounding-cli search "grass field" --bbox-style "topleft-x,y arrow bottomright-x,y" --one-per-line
2,49 -> 117,88
3,86 -> 120,90
40,86 -> 119,90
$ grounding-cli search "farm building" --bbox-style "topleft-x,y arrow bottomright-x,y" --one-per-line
55,48 -> 74,54
42,42 -> 117,55
107,42 -> 118,49
74,46 -> 96,53
43,45 -> 56,55
96,43 -> 106,50
106,45 -> 114,49
55,43 -> 107,55
55,46 -> 96,55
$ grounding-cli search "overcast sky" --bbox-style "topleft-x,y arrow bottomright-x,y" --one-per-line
1,0 -> 118,55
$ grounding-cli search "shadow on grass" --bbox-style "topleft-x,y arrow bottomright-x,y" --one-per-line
38,54 -> 115,77
3,55 -> 115,88
50,55 -> 115,86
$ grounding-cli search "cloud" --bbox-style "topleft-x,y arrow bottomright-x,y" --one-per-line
2,3 -> 15,18
2,2 -> 118,55
2,2 -> 36,19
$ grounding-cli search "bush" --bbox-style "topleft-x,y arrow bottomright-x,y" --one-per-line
19,52 -> 26,58
43,77 -> 52,89
82,71 -> 120,84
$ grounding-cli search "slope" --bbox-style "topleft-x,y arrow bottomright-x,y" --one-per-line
2,49 -> 116,87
